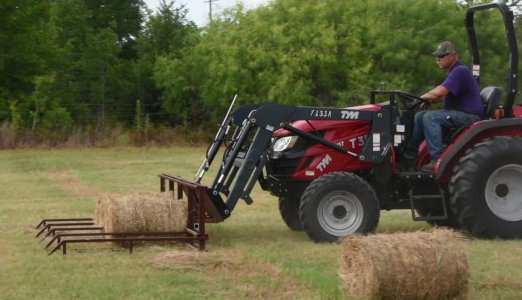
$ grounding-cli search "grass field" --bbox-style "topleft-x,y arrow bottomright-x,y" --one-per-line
1,146 -> 522,299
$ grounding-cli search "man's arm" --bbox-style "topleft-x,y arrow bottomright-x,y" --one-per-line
421,85 -> 449,103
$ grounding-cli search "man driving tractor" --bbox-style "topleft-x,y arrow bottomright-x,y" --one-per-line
403,41 -> 484,172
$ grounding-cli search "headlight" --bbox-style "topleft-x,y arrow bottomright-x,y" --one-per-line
273,136 -> 298,152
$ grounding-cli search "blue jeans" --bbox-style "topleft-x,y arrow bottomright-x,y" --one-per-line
406,110 -> 480,160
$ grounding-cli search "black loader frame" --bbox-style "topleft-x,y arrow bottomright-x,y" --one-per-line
161,100 -> 395,219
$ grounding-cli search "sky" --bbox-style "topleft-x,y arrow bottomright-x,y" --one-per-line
144,0 -> 271,26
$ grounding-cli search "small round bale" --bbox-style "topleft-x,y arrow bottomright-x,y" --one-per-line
95,192 -> 187,233
340,229 -> 469,300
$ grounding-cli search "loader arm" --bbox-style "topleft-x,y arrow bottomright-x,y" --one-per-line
175,103 -> 394,220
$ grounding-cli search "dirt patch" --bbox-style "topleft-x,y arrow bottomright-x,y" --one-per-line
476,275 -> 522,290
151,249 -> 240,270
48,170 -> 102,198
151,249 -> 315,299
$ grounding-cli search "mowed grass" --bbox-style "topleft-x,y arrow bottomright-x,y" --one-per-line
1,146 -> 522,299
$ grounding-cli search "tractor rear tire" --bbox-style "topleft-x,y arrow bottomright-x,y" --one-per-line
449,136 -> 522,238
299,172 -> 380,242
278,195 -> 303,231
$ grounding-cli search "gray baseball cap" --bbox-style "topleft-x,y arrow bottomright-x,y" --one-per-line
432,41 -> 457,56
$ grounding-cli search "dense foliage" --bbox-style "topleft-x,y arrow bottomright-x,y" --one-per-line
0,0 -> 520,146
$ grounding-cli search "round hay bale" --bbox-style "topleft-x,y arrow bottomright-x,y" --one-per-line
95,192 -> 187,233
340,229 -> 469,300
94,194 -> 109,228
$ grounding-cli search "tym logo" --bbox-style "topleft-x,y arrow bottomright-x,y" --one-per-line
316,154 -> 332,172
341,111 -> 360,120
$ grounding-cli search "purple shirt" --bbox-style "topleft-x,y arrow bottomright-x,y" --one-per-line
441,61 -> 483,115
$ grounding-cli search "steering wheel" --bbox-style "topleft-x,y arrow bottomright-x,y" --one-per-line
396,90 -> 430,110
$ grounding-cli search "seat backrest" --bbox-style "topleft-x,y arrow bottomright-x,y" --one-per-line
480,86 -> 502,118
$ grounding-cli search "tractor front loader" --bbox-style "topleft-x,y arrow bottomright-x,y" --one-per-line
160,93 -> 398,246
159,2 -> 522,246
37,3 -> 522,253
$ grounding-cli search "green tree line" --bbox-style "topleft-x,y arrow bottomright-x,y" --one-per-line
0,0 -> 520,146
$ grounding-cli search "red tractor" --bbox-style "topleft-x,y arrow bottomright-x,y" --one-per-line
162,2 -> 522,246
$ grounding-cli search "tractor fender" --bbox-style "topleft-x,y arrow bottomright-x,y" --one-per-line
436,118 -> 522,181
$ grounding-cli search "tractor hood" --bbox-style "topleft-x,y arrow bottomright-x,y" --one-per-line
273,103 -> 381,137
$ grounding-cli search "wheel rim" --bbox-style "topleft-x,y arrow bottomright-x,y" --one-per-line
485,164 -> 522,222
317,191 -> 363,236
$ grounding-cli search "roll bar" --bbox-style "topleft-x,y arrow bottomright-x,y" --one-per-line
466,2 -> 518,117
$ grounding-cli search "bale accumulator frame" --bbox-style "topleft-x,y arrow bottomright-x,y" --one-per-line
35,175 -> 225,254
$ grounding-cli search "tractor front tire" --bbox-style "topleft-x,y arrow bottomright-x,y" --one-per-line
278,195 -> 303,231
450,136 -> 522,238
299,172 -> 380,242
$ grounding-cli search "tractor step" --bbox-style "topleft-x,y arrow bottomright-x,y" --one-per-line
396,171 -> 436,180
396,172 -> 448,222
409,194 -> 448,222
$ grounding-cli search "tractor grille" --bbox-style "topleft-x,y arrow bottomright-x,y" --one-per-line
267,157 -> 302,177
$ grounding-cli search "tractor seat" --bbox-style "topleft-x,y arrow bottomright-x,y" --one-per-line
442,86 -> 502,144
481,86 -> 502,119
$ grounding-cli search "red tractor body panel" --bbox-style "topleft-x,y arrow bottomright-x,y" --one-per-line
291,123 -> 374,180
436,113 -> 522,181
272,104 -> 384,180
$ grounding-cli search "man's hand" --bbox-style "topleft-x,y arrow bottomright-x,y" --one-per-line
419,94 -> 431,110
419,99 -> 431,110
421,85 -> 449,103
